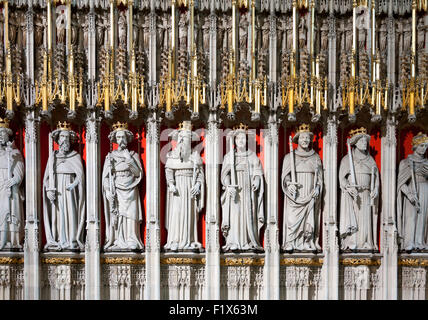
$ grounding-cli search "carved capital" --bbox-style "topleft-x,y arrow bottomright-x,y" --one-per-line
325,117 -> 337,145
85,117 -> 100,144
146,114 -> 160,144
24,116 -> 39,144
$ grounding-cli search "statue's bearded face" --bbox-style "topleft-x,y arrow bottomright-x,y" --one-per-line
0,130 -> 9,146
58,131 -> 71,153
298,132 -> 311,149
415,143 -> 428,156
355,136 -> 368,151
116,131 -> 128,149
235,132 -> 247,150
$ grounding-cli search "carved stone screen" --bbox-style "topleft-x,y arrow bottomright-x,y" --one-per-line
0,0 -> 427,301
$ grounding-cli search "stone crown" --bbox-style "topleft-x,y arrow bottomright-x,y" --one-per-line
349,127 -> 367,138
112,121 -> 128,132
56,121 -> 71,131
412,132 -> 428,146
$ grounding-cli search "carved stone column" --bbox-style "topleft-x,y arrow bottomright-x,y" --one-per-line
322,2 -> 339,300
85,116 -> 101,300
264,1 -> 280,300
145,114 -> 161,300
263,116 -> 280,300
380,118 -> 398,300
327,9 -> 336,108
387,8 -> 395,86
24,113 -> 41,300
204,113 -> 221,300
84,1 -> 101,300
322,117 -> 340,300
23,2 -> 41,300
204,3 -> 220,299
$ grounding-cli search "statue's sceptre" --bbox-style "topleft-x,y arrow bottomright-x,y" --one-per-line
107,154 -> 118,229
288,136 -> 301,200
47,132 -> 56,207
5,141 -> 12,226
346,138 -> 359,195
410,159 -> 421,214
229,134 -> 238,201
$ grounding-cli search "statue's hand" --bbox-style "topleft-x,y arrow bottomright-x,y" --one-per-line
106,190 -> 115,203
287,183 -> 297,198
408,192 -> 419,207
47,190 -> 56,202
66,182 -> 78,191
4,178 -> 16,189
191,183 -> 200,198
370,189 -> 378,201
346,185 -> 358,199
313,185 -> 320,198
168,183 -> 178,194
252,176 -> 260,192
226,185 -> 237,199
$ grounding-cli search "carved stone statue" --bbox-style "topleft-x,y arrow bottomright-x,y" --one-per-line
102,123 -> 144,251
56,5 -> 67,45
397,133 -> 428,251
299,16 -> 307,50
178,13 -> 188,50
0,119 -> 24,250
417,17 -> 425,51
339,128 -> 379,251
261,17 -> 269,51
402,18 -> 412,52
221,124 -> 265,252
43,122 -> 86,251
164,121 -> 205,252
239,12 -> 249,61
379,20 -> 387,54
281,125 -> 323,252
201,15 -> 210,52
320,19 -> 329,52
356,6 -> 369,50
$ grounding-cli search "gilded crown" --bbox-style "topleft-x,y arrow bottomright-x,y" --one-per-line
233,123 -> 248,132
412,132 -> 428,147
349,127 -> 367,138
56,121 -> 71,131
0,118 -> 10,129
296,123 -> 311,134
178,121 -> 192,131
112,121 -> 128,132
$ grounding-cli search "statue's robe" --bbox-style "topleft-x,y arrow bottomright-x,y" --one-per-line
43,150 -> 85,250
0,147 -> 24,249
102,150 -> 144,250
397,154 -> 428,250
339,149 -> 379,251
164,150 -> 204,251
281,149 -> 323,251
221,150 -> 264,251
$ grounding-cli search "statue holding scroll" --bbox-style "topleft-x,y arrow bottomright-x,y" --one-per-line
0,119 -> 24,250
281,124 -> 323,252
164,121 -> 204,252
339,128 -> 379,251
102,122 -> 144,251
43,122 -> 85,251
221,124 -> 265,252
397,132 -> 428,251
